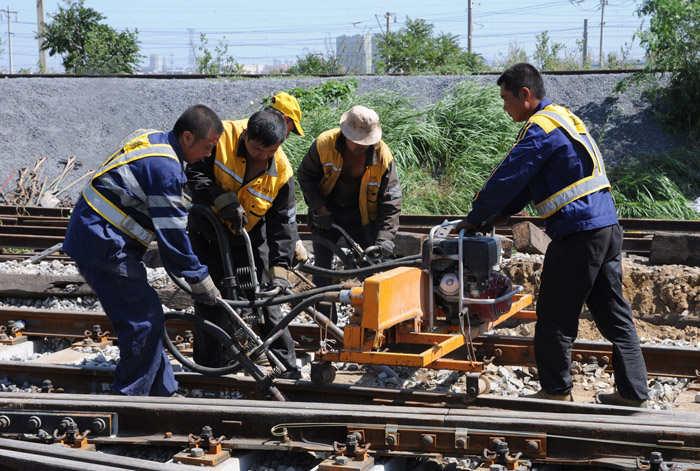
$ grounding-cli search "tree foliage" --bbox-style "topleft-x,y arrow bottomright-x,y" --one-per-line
39,0 -> 141,74
533,31 -> 566,71
634,0 -> 700,137
376,17 -> 484,74
287,52 -> 345,75
195,33 -> 243,74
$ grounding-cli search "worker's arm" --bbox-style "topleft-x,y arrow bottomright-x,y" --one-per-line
467,124 -> 549,226
265,176 -> 297,270
296,140 -> 327,213
185,152 -> 226,205
146,157 -> 210,284
373,158 -> 402,244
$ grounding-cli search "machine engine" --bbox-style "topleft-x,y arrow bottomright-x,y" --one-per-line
422,235 -> 513,323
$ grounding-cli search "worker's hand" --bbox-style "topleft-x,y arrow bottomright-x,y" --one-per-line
294,239 -> 309,264
364,240 -> 394,260
266,266 -> 291,293
189,275 -> 221,306
455,218 -> 479,234
312,210 -> 334,230
214,192 -> 248,233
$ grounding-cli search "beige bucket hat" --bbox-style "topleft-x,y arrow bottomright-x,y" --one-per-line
339,105 -> 382,146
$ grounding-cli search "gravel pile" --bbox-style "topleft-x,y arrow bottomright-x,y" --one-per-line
0,74 -> 687,204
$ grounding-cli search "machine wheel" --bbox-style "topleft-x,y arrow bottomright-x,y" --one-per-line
310,361 -> 337,384
479,375 -> 491,395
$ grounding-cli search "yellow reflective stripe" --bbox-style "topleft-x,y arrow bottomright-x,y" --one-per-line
214,159 -> 243,184
83,184 -> 155,246
535,110 -> 606,175
535,174 -> 611,217
247,187 -> 274,203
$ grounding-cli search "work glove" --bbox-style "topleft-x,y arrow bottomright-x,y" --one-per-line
455,218 -> 480,234
266,266 -> 291,292
214,192 -> 248,233
189,275 -> 221,306
364,239 -> 394,259
312,211 -> 334,230
294,239 -> 309,264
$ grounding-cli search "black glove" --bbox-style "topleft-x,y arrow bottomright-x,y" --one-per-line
267,266 -> 291,292
455,218 -> 479,234
364,239 -> 394,259
214,192 -> 248,233
189,275 -> 220,305
312,211 -> 334,230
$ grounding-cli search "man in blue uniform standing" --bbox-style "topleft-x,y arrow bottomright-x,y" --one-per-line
63,104 -> 223,397
457,63 -> 649,407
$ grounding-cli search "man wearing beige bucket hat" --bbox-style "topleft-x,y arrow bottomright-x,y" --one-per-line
297,105 -> 402,322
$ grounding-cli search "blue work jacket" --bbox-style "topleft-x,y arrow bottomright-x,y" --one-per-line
64,130 -> 209,282
467,98 -> 618,238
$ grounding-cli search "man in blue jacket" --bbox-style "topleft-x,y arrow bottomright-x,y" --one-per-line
63,105 -> 223,397
457,63 -> 649,407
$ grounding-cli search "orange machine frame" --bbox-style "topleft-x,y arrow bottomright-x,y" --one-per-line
317,266 -> 533,372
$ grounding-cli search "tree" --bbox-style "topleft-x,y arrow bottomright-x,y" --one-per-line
39,0 -> 141,74
376,17 -> 484,74
194,33 -> 243,74
287,52 -> 345,75
633,0 -> 700,137
496,42 -> 529,69
533,31 -> 565,71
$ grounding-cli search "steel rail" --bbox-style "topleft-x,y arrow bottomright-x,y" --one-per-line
2,307 -> 700,378
1,392 -> 699,464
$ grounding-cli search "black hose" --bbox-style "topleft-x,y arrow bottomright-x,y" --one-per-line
297,255 -> 422,279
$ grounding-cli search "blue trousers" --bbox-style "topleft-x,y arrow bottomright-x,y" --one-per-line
535,224 -> 648,400
78,263 -> 177,396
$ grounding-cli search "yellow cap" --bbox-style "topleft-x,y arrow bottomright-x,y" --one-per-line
270,92 -> 304,136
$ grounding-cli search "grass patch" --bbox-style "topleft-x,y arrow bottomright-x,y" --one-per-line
274,80 -> 698,220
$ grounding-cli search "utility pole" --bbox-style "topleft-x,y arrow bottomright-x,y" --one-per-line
467,0 -> 473,54
599,0 -> 607,69
384,11 -> 393,35
36,0 -> 46,72
583,19 -> 588,67
1,5 -> 17,73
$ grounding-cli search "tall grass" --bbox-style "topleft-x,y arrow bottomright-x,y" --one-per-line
276,80 -> 699,220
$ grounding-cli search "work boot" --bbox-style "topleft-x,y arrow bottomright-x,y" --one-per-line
521,389 -> 574,402
597,390 -> 648,408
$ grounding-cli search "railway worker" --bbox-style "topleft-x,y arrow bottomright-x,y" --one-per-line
186,109 -> 301,380
296,105 -> 402,323
264,91 -> 305,139
63,105 -> 224,397
456,63 -> 649,407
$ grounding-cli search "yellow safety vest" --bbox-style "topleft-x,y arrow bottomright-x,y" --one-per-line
212,119 -> 293,232
83,129 -> 179,246
529,104 -> 611,218
315,128 -> 392,226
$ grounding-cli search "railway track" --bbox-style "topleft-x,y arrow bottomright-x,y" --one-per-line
0,204 -> 698,260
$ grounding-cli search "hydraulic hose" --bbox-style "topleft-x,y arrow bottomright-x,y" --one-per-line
296,254 -> 422,279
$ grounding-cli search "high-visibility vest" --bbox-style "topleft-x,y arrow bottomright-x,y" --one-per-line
212,119 -> 293,232
315,128 -> 392,226
529,104 -> 611,218
83,129 -> 178,246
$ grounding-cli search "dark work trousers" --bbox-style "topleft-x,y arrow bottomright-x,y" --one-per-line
188,227 -> 298,372
311,205 -> 370,323
77,263 -> 178,396
535,224 -> 648,400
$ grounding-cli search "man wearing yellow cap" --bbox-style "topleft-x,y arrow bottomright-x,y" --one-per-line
266,91 -> 305,139
297,105 -> 403,323
186,106 -> 302,379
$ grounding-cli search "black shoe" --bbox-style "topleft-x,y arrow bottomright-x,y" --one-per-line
276,369 -> 302,380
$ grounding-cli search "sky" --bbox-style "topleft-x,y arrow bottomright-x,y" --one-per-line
3,0 -> 647,73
